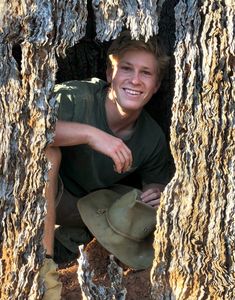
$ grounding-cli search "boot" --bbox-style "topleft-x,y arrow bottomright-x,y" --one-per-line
39,257 -> 62,300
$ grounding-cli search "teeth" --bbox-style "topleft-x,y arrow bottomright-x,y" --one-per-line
125,88 -> 141,95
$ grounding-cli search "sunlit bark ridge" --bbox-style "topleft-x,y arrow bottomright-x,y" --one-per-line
0,1 -> 165,298
93,0 -> 164,41
0,1 -> 87,298
151,1 -> 235,299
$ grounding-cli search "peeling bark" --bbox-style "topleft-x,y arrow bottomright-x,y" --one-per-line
1,0 -> 234,299
77,245 -> 127,300
92,0 -> 165,41
0,1 -> 87,299
151,1 -> 235,299
1,1 -> 171,298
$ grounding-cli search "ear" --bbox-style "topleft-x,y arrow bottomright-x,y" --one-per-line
106,66 -> 113,83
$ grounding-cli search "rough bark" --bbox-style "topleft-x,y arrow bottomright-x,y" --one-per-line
0,1 -> 87,299
77,245 -> 127,299
92,0 -> 165,41
2,0 -> 234,299
0,1 -> 168,299
151,1 -> 235,299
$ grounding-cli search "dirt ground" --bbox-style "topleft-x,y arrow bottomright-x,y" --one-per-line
58,239 -> 152,299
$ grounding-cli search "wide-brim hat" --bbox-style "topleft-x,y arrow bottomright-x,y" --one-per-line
77,189 -> 156,270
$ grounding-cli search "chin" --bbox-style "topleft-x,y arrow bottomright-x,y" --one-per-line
121,100 -> 142,109
122,105 -> 143,114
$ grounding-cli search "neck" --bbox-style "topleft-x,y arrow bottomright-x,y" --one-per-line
105,96 -> 141,139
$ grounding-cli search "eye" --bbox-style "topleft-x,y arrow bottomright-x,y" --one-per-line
142,70 -> 152,76
120,65 -> 132,71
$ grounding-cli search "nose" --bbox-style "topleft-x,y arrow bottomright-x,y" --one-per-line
130,71 -> 141,85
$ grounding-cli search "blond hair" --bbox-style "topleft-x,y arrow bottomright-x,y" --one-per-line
107,31 -> 170,81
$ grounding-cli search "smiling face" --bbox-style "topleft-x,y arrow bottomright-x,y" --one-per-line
106,49 -> 160,115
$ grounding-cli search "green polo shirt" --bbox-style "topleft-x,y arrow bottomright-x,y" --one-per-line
54,78 -> 169,197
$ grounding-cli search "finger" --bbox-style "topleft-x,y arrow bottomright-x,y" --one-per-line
119,145 -> 133,172
121,150 -> 133,173
115,144 -> 132,173
141,192 -> 161,203
110,140 -> 132,173
115,150 -> 127,173
112,152 -> 124,174
145,198 -> 161,208
141,188 -> 161,198
141,189 -> 153,198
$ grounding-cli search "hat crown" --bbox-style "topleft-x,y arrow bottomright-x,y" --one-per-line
77,188 -> 156,270
106,190 -> 156,241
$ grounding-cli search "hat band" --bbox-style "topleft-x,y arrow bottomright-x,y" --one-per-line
105,210 -> 144,242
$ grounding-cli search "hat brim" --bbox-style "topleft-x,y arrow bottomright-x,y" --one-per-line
77,189 -> 154,270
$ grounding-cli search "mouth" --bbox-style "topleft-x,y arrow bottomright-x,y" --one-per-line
123,88 -> 142,96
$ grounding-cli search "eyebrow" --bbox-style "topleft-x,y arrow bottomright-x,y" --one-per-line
120,60 -> 153,71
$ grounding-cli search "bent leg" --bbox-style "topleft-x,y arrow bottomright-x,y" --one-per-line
44,146 -> 61,257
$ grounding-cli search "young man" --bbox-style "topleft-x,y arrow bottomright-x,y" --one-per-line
41,31 -> 170,299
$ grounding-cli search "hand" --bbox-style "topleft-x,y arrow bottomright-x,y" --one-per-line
53,121 -> 133,174
140,185 -> 164,209
87,127 -> 133,174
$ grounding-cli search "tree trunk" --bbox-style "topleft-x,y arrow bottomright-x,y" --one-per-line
0,1 -> 166,299
92,0 -> 163,41
0,1 -> 87,299
2,0 -> 234,299
151,1 -> 235,299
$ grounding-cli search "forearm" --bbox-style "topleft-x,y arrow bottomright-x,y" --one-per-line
47,120 -> 133,174
50,120 -> 93,147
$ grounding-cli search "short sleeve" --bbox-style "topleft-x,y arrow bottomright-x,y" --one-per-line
54,83 -> 75,122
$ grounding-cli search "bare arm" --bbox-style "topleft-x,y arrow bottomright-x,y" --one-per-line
140,183 -> 165,209
49,120 -> 133,174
